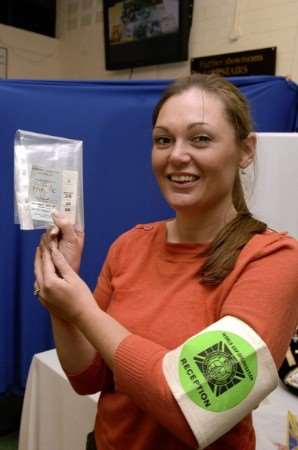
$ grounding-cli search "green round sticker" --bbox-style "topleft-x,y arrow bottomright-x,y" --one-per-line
179,331 -> 257,412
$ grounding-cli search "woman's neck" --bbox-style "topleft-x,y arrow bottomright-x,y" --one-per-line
167,204 -> 237,243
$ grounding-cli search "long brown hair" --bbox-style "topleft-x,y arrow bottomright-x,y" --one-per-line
153,73 -> 267,286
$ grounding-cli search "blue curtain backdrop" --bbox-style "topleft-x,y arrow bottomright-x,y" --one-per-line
0,75 -> 298,394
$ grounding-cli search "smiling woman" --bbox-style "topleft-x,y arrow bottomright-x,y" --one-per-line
34,73 -> 298,450
152,74 -> 265,285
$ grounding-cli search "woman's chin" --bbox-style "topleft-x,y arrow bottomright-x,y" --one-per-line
168,200 -> 202,215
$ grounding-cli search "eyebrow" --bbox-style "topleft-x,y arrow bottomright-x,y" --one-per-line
153,122 -> 208,132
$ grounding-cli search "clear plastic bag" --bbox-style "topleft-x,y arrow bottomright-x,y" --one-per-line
14,130 -> 84,230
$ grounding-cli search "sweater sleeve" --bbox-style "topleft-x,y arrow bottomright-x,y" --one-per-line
220,234 -> 298,368
66,352 -> 111,395
114,334 -> 198,448
113,235 -> 298,447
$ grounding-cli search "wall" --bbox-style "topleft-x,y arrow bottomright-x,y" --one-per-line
0,23 -> 61,79
193,0 -> 298,80
57,0 -> 298,82
1,0 -> 298,81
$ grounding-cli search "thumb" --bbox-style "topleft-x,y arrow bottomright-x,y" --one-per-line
51,247 -> 74,280
52,210 -> 77,241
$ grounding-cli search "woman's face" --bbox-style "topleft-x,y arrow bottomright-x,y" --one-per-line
151,88 -> 253,217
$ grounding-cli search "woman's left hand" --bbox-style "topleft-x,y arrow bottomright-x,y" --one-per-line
34,242 -> 97,324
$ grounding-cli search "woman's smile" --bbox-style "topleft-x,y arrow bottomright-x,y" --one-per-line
166,173 -> 200,186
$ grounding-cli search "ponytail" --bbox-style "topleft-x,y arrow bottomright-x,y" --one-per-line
199,172 -> 267,286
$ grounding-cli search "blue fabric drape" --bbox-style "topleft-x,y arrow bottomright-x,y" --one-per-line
1,75 -> 298,393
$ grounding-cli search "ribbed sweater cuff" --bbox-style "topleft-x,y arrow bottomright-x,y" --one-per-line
114,335 -> 198,448
65,352 -> 100,378
114,334 -> 167,397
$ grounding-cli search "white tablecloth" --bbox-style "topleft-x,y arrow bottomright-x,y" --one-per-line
19,349 -> 298,450
253,381 -> 298,449
18,349 -> 99,450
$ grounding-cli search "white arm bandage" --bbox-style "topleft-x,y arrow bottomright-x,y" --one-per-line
162,316 -> 278,449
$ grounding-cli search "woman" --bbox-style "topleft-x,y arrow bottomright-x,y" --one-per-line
34,74 -> 298,450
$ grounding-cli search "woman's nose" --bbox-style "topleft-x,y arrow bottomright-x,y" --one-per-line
169,141 -> 191,165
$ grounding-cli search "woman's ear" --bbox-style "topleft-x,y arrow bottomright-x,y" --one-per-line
239,133 -> 256,169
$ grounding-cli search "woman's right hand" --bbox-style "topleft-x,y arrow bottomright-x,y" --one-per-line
40,211 -> 84,273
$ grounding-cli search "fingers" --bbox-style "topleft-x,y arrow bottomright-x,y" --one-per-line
49,224 -> 59,237
41,245 -> 57,281
40,241 -> 74,283
34,244 -> 89,322
34,244 -> 56,296
52,211 -> 85,247
40,230 -> 58,252
34,247 -> 44,290
34,244 -> 62,298
52,211 -> 78,242
50,247 -> 74,281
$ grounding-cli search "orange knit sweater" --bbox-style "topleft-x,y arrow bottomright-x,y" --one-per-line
67,221 -> 298,450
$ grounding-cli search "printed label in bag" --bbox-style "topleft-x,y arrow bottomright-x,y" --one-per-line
29,166 -> 61,222
61,170 -> 78,224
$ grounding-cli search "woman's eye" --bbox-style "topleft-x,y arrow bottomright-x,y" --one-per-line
192,135 -> 211,145
153,136 -> 171,146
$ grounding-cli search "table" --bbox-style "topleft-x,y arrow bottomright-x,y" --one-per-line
18,349 -> 99,450
19,349 -> 298,450
253,381 -> 298,449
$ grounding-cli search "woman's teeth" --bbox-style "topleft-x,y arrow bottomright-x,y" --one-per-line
169,175 -> 199,183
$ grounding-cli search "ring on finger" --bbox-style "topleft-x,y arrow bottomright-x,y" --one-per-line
33,286 -> 41,296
